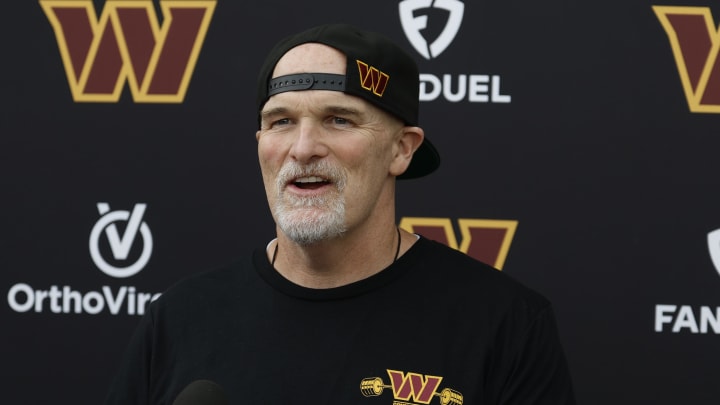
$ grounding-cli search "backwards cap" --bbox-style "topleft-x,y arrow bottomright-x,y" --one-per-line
256,23 -> 440,179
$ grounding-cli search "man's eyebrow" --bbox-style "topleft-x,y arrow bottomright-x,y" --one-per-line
322,105 -> 363,117
260,106 -> 288,120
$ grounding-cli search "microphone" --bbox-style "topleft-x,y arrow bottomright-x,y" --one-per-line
172,380 -> 228,405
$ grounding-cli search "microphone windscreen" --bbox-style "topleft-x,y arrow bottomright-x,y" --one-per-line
172,380 -> 228,405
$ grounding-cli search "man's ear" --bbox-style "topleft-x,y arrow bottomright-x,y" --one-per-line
389,126 -> 425,177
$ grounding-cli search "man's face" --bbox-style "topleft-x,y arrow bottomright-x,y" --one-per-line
256,43 -> 403,245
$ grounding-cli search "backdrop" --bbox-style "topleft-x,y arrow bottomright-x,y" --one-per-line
2,0 -> 719,404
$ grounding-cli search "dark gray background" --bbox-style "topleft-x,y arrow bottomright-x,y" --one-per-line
2,0 -> 719,403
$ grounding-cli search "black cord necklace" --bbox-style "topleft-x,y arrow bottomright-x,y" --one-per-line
271,240 -> 279,267
393,226 -> 402,262
270,227 -> 402,267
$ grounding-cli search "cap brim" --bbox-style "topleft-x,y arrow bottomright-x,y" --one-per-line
397,137 -> 441,179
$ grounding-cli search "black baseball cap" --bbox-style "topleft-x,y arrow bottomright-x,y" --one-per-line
256,23 -> 440,179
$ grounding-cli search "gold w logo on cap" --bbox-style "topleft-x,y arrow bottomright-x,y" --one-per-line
654,6 -> 720,113
357,60 -> 389,97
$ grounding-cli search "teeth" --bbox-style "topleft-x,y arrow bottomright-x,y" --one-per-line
295,176 -> 326,183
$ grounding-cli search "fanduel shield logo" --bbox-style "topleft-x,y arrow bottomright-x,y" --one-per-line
399,0 -> 464,60
708,229 -> 720,277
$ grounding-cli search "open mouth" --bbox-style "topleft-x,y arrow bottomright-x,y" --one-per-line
292,176 -> 332,190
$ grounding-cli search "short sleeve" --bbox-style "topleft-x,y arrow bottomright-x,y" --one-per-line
497,305 -> 576,405
103,309 -> 155,405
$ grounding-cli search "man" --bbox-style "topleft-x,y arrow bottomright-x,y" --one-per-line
104,23 -> 576,404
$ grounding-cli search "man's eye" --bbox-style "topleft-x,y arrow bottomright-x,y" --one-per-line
332,117 -> 350,125
273,118 -> 291,127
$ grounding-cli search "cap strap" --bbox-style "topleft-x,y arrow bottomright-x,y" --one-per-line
267,73 -> 346,97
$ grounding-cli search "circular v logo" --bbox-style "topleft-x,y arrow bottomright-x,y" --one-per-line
89,203 -> 153,278
399,0 -> 465,60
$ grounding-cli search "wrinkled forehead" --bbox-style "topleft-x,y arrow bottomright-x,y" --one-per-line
262,86 -> 367,114
271,43 -> 347,79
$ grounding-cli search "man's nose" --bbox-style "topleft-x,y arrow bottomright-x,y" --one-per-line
289,120 -> 329,163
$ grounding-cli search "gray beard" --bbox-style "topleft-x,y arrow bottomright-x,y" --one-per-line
273,161 -> 347,245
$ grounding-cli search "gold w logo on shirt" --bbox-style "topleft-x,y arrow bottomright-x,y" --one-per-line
40,0 -> 216,103
360,370 -> 464,404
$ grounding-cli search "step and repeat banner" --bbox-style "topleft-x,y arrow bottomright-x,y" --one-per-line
2,0 -> 719,404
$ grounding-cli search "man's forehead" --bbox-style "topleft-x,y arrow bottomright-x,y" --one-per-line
271,43 -> 347,78
262,89 -> 367,114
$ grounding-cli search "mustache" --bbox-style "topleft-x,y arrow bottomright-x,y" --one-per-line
276,161 -> 347,191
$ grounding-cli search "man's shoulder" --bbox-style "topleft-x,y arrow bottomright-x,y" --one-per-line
413,236 -> 551,309
150,256 -> 255,310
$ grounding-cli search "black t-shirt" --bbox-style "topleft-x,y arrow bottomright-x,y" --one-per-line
104,237 -> 576,404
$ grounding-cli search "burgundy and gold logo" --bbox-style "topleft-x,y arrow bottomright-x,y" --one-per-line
399,217 -> 517,270
654,6 -> 720,112
40,0 -> 216,103
357,60 -> 390,96
360,369 -> 463,405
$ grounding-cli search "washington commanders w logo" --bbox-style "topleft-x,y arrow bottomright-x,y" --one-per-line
360,370 -> 463,405
357,60 -> 390,97
654,6 -> 720,113
40,0 -> 216,103
399,217 -> 517,270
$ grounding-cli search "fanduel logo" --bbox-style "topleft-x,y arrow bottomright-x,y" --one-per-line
399,0 -> 464,60
708,228 -> 720,277
654,6 -> 720,113
653,228 -> 720,334
39,0 -> 216,103
398,0 -> 512,104
90,203 -> 153,278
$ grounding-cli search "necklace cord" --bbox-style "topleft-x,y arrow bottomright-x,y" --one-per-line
271,241 -> 279,266
393,226 -> 401,262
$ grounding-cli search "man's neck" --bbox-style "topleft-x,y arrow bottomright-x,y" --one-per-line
268,227 -> 416,289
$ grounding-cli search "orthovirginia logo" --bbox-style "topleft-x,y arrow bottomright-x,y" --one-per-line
399,217 -> 517,270
360,370 -> 463,405
5,203 -> 161,316
653,6 -> 720,113
39,0 -> 216,103
399,0 -> 464,60
90,203 -> 153,278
